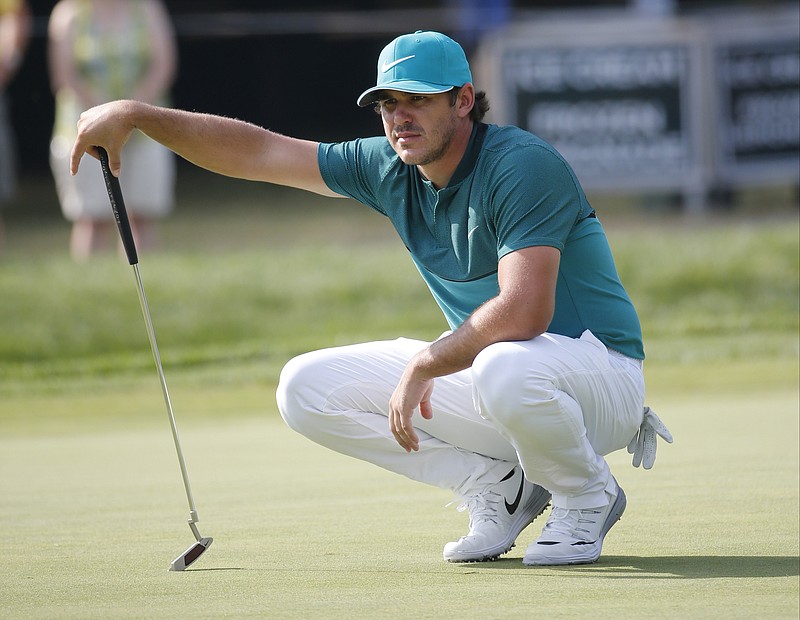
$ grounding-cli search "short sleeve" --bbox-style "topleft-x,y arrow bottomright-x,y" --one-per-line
318,138 -> 391,215
486,144 -> 587,259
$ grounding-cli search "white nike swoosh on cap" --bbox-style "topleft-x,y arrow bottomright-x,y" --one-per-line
382,55 -> 416,73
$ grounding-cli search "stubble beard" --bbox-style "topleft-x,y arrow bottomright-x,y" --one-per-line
393,115 -> 458,167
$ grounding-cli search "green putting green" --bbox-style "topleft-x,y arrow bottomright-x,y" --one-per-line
1,359 -> 797,619
1,187 -> 797,617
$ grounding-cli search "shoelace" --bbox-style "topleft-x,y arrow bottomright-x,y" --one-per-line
542,506 -> 601,541
453,490 -> 503,527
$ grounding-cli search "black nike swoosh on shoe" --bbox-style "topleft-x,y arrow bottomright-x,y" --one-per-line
503,469 -> 525,515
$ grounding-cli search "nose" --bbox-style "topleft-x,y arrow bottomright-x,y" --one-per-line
393,101 -> 413,124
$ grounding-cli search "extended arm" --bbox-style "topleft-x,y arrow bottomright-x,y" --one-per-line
389,244 -> 560,452
70,99 -> 338,197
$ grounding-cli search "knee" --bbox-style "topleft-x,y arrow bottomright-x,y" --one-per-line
472,342 -> 554,426
276,352 -> 323,435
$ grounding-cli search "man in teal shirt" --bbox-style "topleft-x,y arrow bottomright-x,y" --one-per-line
318,117 -> 643,360
71,30 -> 672,566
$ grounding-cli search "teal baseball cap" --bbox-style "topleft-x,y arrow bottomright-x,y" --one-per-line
357,30 -> 472,107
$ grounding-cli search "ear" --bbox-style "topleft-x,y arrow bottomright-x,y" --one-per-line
456,83 -> 475,119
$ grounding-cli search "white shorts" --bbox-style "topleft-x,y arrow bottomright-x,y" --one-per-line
277,330 -> 645,508
50,135 -> 175,222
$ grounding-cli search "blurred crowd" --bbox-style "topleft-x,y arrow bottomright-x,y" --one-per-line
48,0 -> 176,261
0,0 -> 30,253
2,0 -> 176,261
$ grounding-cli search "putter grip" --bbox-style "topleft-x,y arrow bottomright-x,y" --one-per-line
97,147 -> 138,265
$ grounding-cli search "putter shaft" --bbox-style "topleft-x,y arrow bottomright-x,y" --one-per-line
97,147 -> 211,570
132,263 -> 202,535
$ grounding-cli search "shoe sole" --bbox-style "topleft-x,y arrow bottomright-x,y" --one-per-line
444,485 -> 552,563
522,485 -> 627,566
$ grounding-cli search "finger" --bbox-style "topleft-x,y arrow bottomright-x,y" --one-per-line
419,380 -> 435,420
390,398 -> 417,450
656,427 -> 673,444
94,146 -> 122,178
69,140 -> 92,176
653,419 -> 673,444
632,437 -> 644,468
642,431 -> 657,469
419,399 -> 433,420
391,426 -> 411,453
390,408 -> 417,453
399,413 -> 419,452
394,434 -> 412,453
645,408 -> 674,443
388,410 -> 411,453
107,150 -> 122,178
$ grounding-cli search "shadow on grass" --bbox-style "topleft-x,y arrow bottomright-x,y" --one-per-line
185,556 -> 800,579
470,555 -> 800,579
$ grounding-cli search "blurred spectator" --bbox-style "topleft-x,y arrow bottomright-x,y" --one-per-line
0,0 -> 31,253
48,0 -> 177,261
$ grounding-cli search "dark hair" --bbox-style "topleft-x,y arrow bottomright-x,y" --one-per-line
448,87 -> 489,122
372,87 -> 490,122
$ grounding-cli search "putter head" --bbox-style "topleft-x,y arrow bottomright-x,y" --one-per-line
169,537 -> 213,571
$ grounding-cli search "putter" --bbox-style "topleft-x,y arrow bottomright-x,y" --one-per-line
97,147 -> 212,571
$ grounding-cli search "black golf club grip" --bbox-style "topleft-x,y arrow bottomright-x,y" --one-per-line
97,147 -> 138,265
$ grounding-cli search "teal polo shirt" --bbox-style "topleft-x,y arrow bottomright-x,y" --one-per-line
318,122 -> 644,359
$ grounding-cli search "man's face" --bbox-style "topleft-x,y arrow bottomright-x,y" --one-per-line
376,90 -> 459,167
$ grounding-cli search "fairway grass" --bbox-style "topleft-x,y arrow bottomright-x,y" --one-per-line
1,359 -> 798,619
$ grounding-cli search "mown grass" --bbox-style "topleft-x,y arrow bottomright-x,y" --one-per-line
0,180 -> 797,435
0,175 -> 798,618
2,178 -> 797,388
1,370 -> 798,619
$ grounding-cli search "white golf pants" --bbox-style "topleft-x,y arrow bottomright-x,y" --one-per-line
276,330 -> 645,509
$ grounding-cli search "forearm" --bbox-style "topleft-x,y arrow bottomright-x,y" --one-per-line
407,245 -> 559,381
128,102 -> 272,180
412,295 -> 543,380
72,100 -> 332,194
389,230 -> 558,454
388,293 -> 544,452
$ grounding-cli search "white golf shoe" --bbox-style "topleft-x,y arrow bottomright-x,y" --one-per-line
443,466 -> 551,563
523,478 -> 627,566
